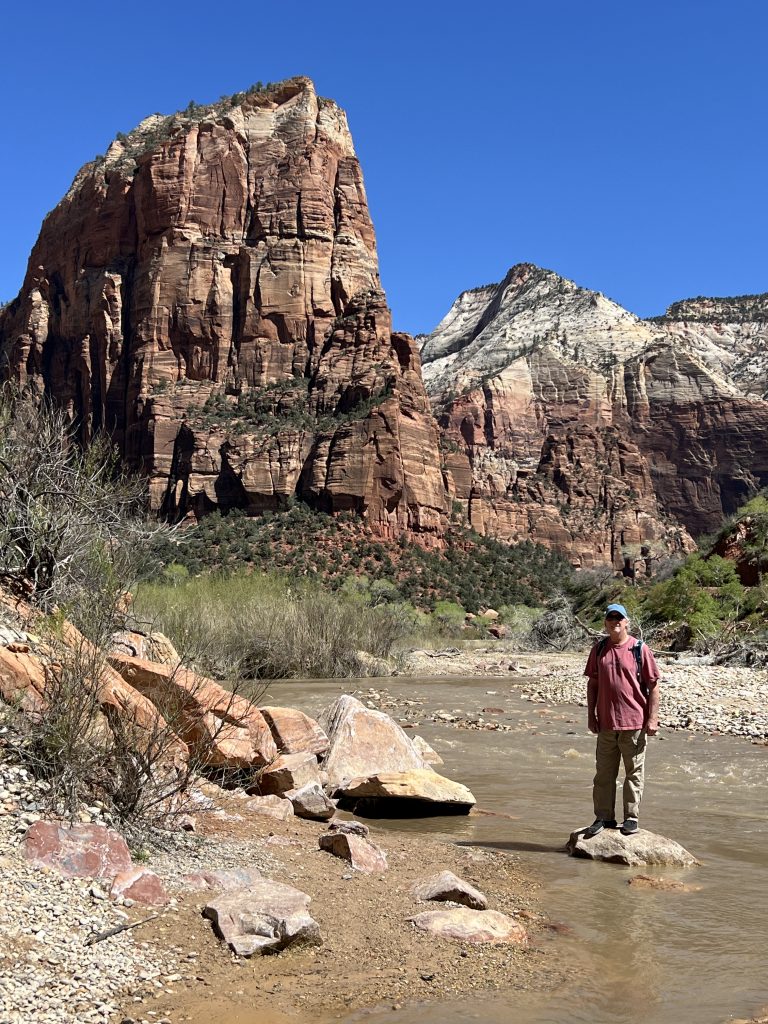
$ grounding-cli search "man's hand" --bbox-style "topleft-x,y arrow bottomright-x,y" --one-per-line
645,721 -> 658,736
588,715 -> 599,735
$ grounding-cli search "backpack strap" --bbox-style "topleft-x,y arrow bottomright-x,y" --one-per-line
633,639 -> 648,697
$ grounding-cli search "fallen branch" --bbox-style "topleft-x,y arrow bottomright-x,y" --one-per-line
84,912 -> 160,946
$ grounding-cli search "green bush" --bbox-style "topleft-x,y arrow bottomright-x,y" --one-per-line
642,554 -> 745,635
146,503 -> 568,616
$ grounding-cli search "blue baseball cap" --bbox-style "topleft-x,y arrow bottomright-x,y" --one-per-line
605,603 -> 628,618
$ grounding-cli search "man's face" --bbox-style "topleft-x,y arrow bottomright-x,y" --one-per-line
605,612 -> 629,644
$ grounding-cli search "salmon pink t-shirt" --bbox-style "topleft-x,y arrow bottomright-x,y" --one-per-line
584,637 -> 660,731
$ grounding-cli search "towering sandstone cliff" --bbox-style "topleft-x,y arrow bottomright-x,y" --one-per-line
0,79 -> 446,542
421,265 -> 768,569
2,80 -> 765,571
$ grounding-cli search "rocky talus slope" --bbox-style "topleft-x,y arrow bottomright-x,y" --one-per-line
0,78 -> 445,543
420,265 -> 768,567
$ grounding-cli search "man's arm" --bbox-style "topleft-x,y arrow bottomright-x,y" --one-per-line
587,676 -> 599,734
644,679 -> 660,735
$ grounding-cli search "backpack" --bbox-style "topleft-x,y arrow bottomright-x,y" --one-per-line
596,636 -> 647,698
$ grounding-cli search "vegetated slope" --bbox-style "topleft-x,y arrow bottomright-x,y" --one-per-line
568,490 -> 768,661
0,77 -> 445,544
420,263 -> 768,569
149,503 -> 570,613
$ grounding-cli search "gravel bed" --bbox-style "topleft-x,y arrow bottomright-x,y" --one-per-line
0,751 -> 181,1024
0,728 -> 288,1024
398,649 -> 768,742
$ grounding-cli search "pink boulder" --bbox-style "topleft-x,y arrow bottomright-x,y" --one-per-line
24,822 -> 132,879
107,654 -> 277,769
260,706 -> 329,756
318,831 -> 388,873
111,867 -> 170,905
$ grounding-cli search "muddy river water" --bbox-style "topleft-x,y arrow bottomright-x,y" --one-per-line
260,674 -> 768,1024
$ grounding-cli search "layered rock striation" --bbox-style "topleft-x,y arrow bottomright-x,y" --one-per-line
0,78 -> 445,542
421,265 -> 768,567
652,293 -> 768,399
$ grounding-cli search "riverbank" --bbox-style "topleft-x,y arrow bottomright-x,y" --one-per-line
0,747 -> 568,1024
401,646 -> 768,742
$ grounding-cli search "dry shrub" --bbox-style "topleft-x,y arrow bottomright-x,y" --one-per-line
11,611 -> 258,838
0,389 -> 254,836
134,574 -> 415,680
523,594 -> 589,651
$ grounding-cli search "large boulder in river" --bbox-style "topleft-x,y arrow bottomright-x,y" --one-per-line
203,880 -> 321,956
566,828 -> 699,867
408,908 -> 527,945
320,694 -> 428,790
338,769 -> 476,815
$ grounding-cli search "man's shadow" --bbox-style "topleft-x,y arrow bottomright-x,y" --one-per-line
457,838 -> 568,854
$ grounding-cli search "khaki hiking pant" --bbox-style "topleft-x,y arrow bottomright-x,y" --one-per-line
593,729 -> 648,822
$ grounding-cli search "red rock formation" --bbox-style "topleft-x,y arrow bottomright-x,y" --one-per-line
107,652 -> 277,768
0,78 -> 445,543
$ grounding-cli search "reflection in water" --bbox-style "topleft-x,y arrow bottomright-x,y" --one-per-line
270,676 -> 768,1024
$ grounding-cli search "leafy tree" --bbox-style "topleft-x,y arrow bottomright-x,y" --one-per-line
644,554 -> 745,635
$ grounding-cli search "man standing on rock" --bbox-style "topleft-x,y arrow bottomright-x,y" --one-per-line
583,603 -> 660,838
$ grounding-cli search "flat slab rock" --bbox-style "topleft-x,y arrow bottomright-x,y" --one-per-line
24,822 -> 132,879
339,769 -> 476,814
203,879 -> 321,956
110,867 -> 169,906
411,870 -> 487,910
567,828 -> 699,867
243,794 -> 294,821
409,908 -> 528,945
183,868 -> 264,892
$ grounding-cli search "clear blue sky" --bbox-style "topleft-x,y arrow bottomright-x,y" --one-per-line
1,1 -> 766,334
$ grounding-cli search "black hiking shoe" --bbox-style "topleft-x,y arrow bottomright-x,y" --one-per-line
621,818 -> 639,836
583,818 -> 617,839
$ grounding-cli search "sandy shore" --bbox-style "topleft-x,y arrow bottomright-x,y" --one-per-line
0,735 -> 569,1024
